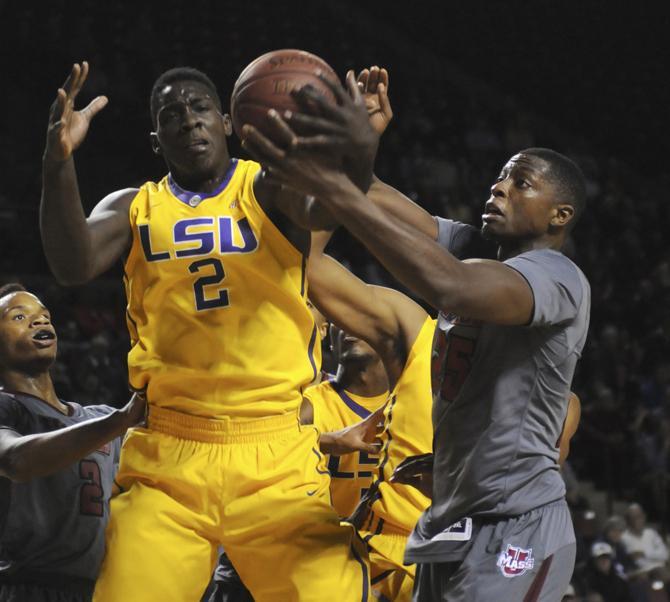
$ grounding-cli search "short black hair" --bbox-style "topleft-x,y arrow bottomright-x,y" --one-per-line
522,148 -> 587,224
0,283 -> 26,300
150,67 -> 221,127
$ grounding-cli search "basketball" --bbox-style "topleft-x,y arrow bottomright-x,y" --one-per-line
230,49 -> 340,139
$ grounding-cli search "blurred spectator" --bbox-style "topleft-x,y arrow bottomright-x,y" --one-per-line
622,504 -> 670,582
562,582 -> 578,601
577,541 -> 635,602
602,515 -> 638,577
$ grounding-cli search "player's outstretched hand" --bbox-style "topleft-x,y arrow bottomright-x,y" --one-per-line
241,113 -> 352,199
319,404 -> 386,456
45,62 -> 108,162
357,66 -> 393,135
390,453 -> 434,499
286,70 -> 378,158
118,392 -> 147,429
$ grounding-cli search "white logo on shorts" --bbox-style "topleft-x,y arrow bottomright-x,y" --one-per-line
497,544 -> 535,578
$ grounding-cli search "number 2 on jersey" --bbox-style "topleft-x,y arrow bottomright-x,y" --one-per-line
79,459 -> 104,517
189,258 -> 230,311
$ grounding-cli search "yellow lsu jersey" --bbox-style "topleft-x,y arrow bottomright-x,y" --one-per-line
368,316 -> 435,534
305,380 -> 388,518
124,159 -> 319,419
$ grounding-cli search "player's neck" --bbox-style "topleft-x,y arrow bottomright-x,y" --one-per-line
497,233 -> 564,261
169,155 -> 233,194
0,369 -> 66,413
335,358 -> 388,397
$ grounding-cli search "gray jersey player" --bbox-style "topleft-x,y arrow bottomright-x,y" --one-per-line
0,283 -> 145,602
242,92 -> 591,601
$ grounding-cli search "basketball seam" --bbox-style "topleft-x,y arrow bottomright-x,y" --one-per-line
231,68 -> 339,105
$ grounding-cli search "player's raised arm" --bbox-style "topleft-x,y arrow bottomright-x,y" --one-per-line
0,393 -> 144,482
244,127 -> 536,325
357,66 -> 439,240
308,230 -> 426,386
40,62 -> 134,285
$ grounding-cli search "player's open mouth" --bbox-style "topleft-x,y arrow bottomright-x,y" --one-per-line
33,330 -> 55,341
32,329 -> 57,347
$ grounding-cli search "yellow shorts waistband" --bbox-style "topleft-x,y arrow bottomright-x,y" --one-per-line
147,405 -> 300,443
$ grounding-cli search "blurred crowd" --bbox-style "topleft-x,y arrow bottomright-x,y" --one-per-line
2,2 -> 669,598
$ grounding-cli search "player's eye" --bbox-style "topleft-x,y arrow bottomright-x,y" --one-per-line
160,111 -> 177,124
516,179 -> 530,188
12,314 -> 25,321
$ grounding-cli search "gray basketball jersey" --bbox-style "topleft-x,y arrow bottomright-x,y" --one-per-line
406,218 -> 590,562
0,391 -> 120,583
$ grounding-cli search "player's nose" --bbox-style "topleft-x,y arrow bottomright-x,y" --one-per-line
30,313 -> 50,327
180,107 -> 201,131
490,179 -> 508,198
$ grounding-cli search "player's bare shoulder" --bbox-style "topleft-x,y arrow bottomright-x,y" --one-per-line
90,187 -> 138,218
84,187 -> 139,278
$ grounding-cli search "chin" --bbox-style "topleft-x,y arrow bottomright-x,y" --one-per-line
481,223 -> 499,241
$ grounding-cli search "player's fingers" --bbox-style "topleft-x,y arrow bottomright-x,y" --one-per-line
73,60 -> 89,96
364,441 -> 382,454
81,95 -> 109,121
316,70 -> 349,106
69,62 -> 86,98
241,125 -> 286,164
49,88 -> 67,121
379,68 -> 390,92
61,63 -> 80,95
284,111 -> 343,136
293,85 -> 346,123
293,134 -> 348,151
345,70 -> 363,106
390,471 -> 419,486
378,84 -> 393,119
368,66 -> 380,92
370,404 -> 387,423
357,69 -> 370,93
263,109 -> 300,150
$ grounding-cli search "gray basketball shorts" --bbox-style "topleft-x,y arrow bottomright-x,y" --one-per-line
412,500 -> 576,602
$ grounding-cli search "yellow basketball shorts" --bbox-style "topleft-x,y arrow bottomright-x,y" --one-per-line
360,512 -> 415,602
93,406 -> 369,602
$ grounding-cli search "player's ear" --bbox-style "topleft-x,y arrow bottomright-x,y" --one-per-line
150,132 -> 162,155
221,113 -> 233,137
551,204 -> 575,228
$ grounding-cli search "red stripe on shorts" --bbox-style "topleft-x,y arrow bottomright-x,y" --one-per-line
523,554 -> 554,602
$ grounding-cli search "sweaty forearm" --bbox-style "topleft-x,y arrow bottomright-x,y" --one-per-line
344,141 -> 378,194
368,177 -> 438,240
40,156 -> 93,284
3,409 -> 128,482
324,180 -> 465,314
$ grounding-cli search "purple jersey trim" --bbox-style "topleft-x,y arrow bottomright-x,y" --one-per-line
331,383 -> 372,420
351,540 -> 369,602
307,325 -> 318,383
168,158 -> 238,206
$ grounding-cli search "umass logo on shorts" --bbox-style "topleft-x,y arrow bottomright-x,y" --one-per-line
497,544 -> 535,578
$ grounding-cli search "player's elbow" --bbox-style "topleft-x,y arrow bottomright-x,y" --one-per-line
0,451 -> 33,482
47,256 -> 95,286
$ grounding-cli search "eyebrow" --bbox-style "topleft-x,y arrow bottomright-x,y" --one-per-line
2,304 -> 49,316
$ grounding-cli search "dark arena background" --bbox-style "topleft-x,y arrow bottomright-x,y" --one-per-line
2,1 -> 670,599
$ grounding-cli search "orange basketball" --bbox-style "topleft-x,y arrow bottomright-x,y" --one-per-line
231,49 -> 339,139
